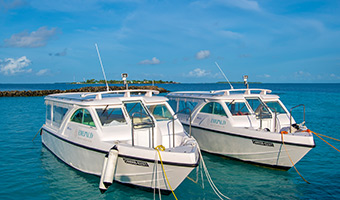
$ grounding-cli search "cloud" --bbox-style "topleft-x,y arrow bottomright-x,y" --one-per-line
196,50 -> 210,60
219,30 -> 243,39
3,27 -> 58,48
192,0 -> 261,12
0,0 -> 27,11
0,56 -> 32,75
187,68 -> 211,77
36,69 -> 49,76
294,71 -> 311,77
49,48 -> 67,56
218,0 -> 261,12
139,57 -> 160,65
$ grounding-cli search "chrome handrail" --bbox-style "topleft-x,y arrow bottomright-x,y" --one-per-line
289,104 -> 305,133
267,106 -> 278,132
131,112 -> 155,148
171,107 -> 192,148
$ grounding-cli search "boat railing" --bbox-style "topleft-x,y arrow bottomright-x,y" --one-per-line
172,107 -> 192,148
131,112 -> 155,148
210,88 -> 272,96
81,89 -> 160,99
289,104 -> 305,133
267,106 -> 278,132
257,106 -> 274,131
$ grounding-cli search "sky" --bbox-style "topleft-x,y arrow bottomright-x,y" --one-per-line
0,0 -> 339,83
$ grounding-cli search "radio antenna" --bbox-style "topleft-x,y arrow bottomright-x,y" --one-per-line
215,62 -> 234,89
95,43 -> 110,91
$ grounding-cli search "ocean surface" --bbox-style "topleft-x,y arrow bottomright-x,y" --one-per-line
0,83 -> 339,200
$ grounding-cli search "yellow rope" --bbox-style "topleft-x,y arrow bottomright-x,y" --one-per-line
281,132 -> 310,184
312,131 -> 340,152
186,176 -> 198,184
155,145 -> 178,200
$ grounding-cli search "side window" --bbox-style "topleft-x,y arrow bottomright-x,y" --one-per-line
213,102 -> 227,116
147,104 -> 172,121
83,109 -> 95,127
96,107 -> 127,126
178,100 -> 198,114
226,102 -> 250,116
265,101 -> 286,114
53,106 -> 69,127
71,109 -> 96,127
200,102 -> 214,114
168,99 -> 177,112
71,109 -> 83,123
200,102 -> 227,116
46,104 -> 52,121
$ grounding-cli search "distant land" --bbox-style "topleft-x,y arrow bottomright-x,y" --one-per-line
217,81 -> 262,84
71,79 -> 262,84
71,79 -> 179,84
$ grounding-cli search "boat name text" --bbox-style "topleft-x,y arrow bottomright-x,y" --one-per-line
123,158 -> 149,167
252,139 -> 274,147
210,118 -> 226,125
78,130 -> 93,139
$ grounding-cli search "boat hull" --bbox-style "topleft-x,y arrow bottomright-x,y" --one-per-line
185,125 -> 314,169
41,128 -> 198,191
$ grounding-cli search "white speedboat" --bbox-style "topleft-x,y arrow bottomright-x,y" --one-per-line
41,89 -> 199,193
167,87 -> 315,169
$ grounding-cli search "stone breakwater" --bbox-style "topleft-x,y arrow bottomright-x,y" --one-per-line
0,86 -> 169,97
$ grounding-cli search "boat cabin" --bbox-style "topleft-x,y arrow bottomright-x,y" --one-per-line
44,90 -> 185,149
167,89 -> 297,133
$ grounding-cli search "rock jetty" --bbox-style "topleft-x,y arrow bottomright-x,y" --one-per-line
0,86 -> 169,97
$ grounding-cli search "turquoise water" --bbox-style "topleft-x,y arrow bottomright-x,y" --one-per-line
0,83 -> 339,199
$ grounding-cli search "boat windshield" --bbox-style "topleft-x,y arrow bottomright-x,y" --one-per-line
264,101 -> 287,114
124,101 -> 152,125
96,107 -> 127,126
245,98 -> 271,118
225,101 -> 250,116
147,104 -> 172,121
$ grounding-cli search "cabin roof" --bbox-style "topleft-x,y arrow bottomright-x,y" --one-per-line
167,88 -> 279,100
44,90 -> 167,106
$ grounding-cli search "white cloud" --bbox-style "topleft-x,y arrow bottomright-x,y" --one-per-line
218,0 -> 261,12
187,68 -> 211,77
0,56 -> 32,75
3,27 -> 58,48
36,69 -> 49,76
192,0 -> 261,12
0,0 -> 27,11
219,30 -> 243,39
139,57 -> 160,65
196,50 -> 210,60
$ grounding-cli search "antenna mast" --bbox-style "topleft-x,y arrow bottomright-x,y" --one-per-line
215,62 -> 234,89
95,43 -> 110,91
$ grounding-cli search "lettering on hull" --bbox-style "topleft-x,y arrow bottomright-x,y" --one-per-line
252,139 -> 274,147
123,158 -> 149,167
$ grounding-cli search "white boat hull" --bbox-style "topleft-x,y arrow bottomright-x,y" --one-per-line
185,125 -> 314,169
41,128 -> 198,191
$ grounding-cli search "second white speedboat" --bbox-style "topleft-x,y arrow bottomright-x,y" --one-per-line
167,86 -> 315,170
41,89 -> 199,193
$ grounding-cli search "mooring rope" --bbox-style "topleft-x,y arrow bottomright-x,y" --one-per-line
311,131 -> 340,152
198,147 -> 231,200
32,128 -> 42,142
280,132 -> 310,184
155,145 -> 178,200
